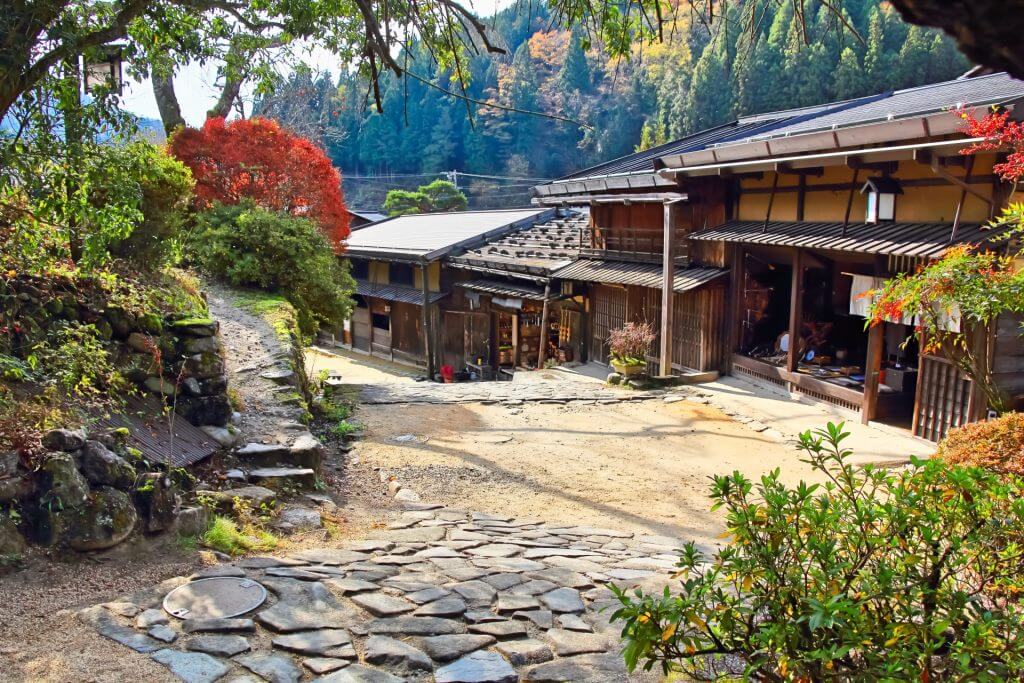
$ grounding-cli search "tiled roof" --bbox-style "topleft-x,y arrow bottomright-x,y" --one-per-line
457,279 -> 549,300
449,212 -> 588,275
552,259 -> 728,292
690,221 -> 1001,258
343,208 -> 550,260
740,72 -> 1024,144
354,280 -> 448,305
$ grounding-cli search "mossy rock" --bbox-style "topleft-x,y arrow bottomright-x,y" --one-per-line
103,306 -> 135,339
60,488 -> 138,551
186,352 -> 225,379
40,452 -> 89,508
138,312 -> 163,334
170,318 -> 218,337
134,472 -> 178,534
94,319 -> 113,341
0,516 -> 26,564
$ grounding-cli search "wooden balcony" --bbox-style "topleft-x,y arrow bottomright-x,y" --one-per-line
582,226 -> 689,264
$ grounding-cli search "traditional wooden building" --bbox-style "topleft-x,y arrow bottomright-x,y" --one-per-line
443,211 -> 588,375
341,208 -> 550,375
535,71 -> 1024,440
663,72 -> 1024,439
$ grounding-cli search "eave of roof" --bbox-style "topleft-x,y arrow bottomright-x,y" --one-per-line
354,280 -> 448,305
457,278 -> 550,300
690,220 -> 1000,258
551,259 -> 728,293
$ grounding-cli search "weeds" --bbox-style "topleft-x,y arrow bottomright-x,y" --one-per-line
200,515 -> 277,556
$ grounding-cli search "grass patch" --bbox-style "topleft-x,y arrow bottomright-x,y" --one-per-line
331,420 -> 362,439
200,515 -> 278,556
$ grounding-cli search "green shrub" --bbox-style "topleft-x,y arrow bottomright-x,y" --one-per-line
187,201 -> 354,334
200,515 -> 277,556
611,423 -> 1024,681
938,412 -> 1024,476
97,142 -> 194,270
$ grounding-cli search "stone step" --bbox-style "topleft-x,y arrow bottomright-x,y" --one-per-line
246,467 -> 317,490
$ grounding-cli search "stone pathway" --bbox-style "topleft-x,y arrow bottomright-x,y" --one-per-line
80,505 -> 682,682
355,379 -> 663,406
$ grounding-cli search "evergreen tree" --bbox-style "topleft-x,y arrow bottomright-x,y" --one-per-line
559,28 -> 592,93
898,25 -> 932,89
834,47 -> 867,100
684,40 -> 735,133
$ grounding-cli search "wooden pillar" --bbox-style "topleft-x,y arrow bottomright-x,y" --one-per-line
727,245 -> 744,362
659,201 -> 677,376
512,313 -> 520,367
796,174 -> 807,222
862,322 -> 883,424
420,263 -> 435,378
786,248 -> 803,375
537,282 -> 552,368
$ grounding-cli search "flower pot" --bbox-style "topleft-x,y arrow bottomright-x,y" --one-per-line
611,360 -> 645,377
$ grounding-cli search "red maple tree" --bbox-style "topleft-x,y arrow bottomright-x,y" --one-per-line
169,117 -> 350,248
958,107 -> 1024,182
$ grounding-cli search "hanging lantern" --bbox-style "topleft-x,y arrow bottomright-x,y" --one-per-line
860,176 -> 902,224
83,45 -> 125,94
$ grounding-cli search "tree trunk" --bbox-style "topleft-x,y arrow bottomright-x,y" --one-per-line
889,0 -> 1024,79
152,72 -> 185,136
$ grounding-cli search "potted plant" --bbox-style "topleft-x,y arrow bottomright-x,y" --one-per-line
607,321 -> 655,377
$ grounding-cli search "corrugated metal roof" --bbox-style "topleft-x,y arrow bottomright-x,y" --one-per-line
554,120 -> 792,182
552,259 -> 727,292
450,212 -> 587,274
343,209 -> 548,260
355,280 -> 447,305
690,221 -> 1000,257
458,279 -> 549,300
739,72 -> 1024,143
95,396 -> 219,468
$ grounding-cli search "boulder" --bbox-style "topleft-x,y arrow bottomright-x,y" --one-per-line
134,472 -> 178,534
199,375 -> 228,396
171,506 -> 211,537
200,425 -> 241,449
185,353 -> 225,380
127,332 -> 156,353
0,472 -> 32,504
0,515 -> 26,561
170,318 -> 219,337
144,376 -> 176,396
40,452 -> 89,508
78,440 -> 136,489
103,306 -> 134,338
289,434 -> 325,469
137,312 -> 163,335
123,353 -> 158,384
41,428 -> 86,452
181,377 -> 203,396
61,487 -> 138,551
183,336 -> 221,355
176,395 -> 231,427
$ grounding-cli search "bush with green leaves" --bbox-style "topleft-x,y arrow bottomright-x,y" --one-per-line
187,201 -> 354,334
611,423 -> 1024,681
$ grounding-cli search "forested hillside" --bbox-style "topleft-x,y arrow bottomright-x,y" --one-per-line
253,0 -> 969,210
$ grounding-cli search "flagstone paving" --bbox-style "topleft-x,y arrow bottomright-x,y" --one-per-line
356,380 -> 666,406
80,506 -> 682,682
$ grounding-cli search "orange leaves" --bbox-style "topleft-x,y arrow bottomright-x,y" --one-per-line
168,117 -> 350,251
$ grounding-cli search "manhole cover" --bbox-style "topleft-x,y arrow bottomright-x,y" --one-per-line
163,577 -> 267,619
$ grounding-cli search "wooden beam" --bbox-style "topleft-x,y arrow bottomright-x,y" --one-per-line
951,155 -> 976,241
728,245 -> 744,362
763,173 -> 779,232
796,174 -> 807,222
786,248 -> 804,375
537,282 -> 552,368
862,322 -> 883,424
843,167 -> 861,234
774,163 -> 824,176
845,157 -> 899,173
660,201 -> 677,376
916,150 -> 994,206
739,174 -> 1001,195
420,264 -> 435,378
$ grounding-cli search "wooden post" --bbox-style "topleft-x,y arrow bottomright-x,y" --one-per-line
842,167 -> 860,235
420,262 -> 434,378
796,174 -> 807,222
660,201 -> 677,376
537,282 -> 552,368
862,322 -> 884,424
786,248 -> 803,375
728,245 -> 744,362
512,313 -> 520,367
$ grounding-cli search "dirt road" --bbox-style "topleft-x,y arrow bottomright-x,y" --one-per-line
316,349 -> 824,553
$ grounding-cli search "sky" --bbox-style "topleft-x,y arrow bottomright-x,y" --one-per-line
122,0 -> 514,126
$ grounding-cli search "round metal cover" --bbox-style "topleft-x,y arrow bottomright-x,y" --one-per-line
162,577 -> 267,619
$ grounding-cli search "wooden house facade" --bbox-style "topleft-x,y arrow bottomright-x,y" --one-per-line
340,209 -> 551,376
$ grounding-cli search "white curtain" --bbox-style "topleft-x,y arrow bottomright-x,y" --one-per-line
847,274 -> 958,331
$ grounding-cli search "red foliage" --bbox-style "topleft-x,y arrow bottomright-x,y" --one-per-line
958,108 -> 1024,182
169,117 -> 350,248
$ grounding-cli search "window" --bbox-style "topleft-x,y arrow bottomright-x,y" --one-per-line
372,313 -> 390,331
350,259 -> 369,279
390,263 -> 415,286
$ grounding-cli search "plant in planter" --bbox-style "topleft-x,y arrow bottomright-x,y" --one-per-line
607,321 -> 656,377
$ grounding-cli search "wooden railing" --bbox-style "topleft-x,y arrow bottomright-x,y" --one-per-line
583,227 -> 688,263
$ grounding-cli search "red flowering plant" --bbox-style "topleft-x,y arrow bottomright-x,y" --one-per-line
169,117 -> 350,249
866,245 -> 1024,414
607,321 -> 656,367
